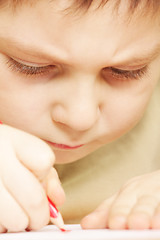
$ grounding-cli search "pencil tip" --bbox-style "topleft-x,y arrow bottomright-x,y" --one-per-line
60,228 -> 66,232
60,228 -> 71,232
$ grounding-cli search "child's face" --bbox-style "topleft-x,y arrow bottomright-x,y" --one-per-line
0,1 -> 160,164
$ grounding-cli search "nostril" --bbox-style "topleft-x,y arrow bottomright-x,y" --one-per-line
51,105 -> 66,124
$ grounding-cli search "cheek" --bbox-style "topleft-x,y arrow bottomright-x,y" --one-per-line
102,86 -> 154,139
0,75 -> 47,130
110,100 -> 145,131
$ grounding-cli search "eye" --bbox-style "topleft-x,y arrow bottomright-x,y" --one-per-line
101,66 -> 148,82
6,57 -> 59,77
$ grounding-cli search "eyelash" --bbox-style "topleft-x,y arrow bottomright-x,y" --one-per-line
108,66 -> 147,81
6,57 -> 147,81
6,58 -> 55,76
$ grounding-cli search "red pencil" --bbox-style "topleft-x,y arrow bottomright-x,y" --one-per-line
47,196 -> 66,231
0,121 -> 66,231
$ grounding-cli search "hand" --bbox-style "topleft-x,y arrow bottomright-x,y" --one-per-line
0,124 -> 65,233
81,171 -> 160,230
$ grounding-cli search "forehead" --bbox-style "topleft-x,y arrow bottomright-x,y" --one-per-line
0,0 -> 159,68
0,0 -> 159,40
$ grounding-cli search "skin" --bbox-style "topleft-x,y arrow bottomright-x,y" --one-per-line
0,0 -> 160,232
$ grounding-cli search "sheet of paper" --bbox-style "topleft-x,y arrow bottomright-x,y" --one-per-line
1,224 -> 160,240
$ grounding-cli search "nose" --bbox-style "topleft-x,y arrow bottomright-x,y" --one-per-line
51,80 -> 101,132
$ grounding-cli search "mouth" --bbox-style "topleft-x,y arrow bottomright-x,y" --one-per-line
46,141 -> 84,150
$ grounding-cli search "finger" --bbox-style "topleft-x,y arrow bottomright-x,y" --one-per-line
81,194 -> 116,229
0,179 -> 28,232
45,168 -> 65,206
2,155 -> 50,230
107,192 -> 137,229
151,203 -> 160,229
128,195 -> 159,229
5,125 -> 55,180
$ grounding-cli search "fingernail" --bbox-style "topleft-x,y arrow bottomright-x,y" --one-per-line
25,227 -> 32,232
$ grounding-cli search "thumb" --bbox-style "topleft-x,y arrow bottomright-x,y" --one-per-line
44,167 -> 65,207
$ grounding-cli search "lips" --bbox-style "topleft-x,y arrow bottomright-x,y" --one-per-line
46,141 -> 84,150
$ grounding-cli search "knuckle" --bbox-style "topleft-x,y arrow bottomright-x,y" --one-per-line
138,195 -> 158,204
29,193 -> 45,210
120,178 -> 140,194
37,148 -> 55,172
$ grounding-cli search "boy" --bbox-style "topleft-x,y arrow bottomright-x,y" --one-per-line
0,0 -> 160,232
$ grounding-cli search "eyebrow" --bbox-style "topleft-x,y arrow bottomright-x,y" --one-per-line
1,36 -> 160,67
0,37 -> 68,64
114,43 -> 160,67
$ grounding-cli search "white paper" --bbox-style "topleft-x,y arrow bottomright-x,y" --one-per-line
1,224 -> 160,240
